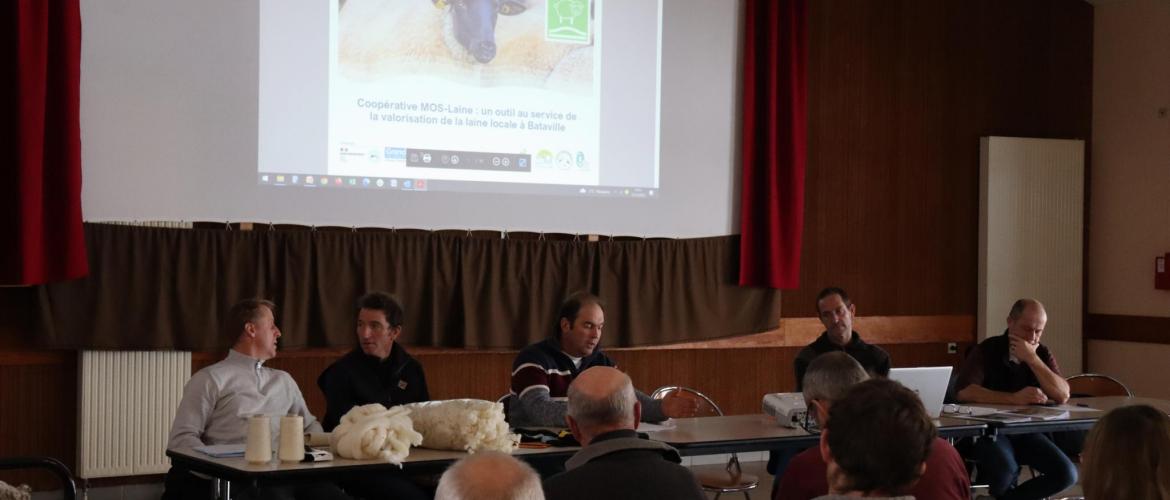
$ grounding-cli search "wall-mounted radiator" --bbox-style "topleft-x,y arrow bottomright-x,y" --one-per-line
78,351 -> 191,478
979,136 -> 1084,374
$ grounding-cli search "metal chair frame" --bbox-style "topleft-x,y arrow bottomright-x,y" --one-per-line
0,456 -> 77,500
650,386 -> 758,499
1066,373 -> 1133,397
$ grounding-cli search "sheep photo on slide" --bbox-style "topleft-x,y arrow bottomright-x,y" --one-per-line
338,0 -> 595,94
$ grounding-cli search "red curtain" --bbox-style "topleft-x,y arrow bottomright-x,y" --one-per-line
738,0 -> 807,289
1,0 -> 87,285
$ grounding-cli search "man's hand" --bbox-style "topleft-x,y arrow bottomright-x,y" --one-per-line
1011,386 -> 1048,405
1008,335 -> 1041,365
660,392 -> 700,418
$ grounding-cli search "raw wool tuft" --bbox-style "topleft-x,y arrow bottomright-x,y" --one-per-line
402,399 -> 520,453
330,403 -> 423,464
0,480 -> 30,500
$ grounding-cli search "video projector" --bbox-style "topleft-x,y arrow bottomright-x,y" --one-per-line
762,392 -> 807,428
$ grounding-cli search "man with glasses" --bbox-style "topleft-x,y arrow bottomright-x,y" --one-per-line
774,352 -> 969,500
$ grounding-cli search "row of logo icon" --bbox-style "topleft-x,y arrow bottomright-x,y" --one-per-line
577,187 -> 656,197
339,145 -> 586,171
260,174 -> 427,190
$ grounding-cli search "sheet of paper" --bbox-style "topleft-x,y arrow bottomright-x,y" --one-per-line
194,444 -> 246,458
637,421 -> 676,432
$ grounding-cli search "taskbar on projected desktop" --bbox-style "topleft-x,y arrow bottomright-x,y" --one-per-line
258,173 -> 658,199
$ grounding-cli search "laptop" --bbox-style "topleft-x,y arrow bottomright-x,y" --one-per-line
888,366 -> 953,418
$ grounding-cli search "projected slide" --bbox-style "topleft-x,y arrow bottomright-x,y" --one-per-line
258,0 -> 661,198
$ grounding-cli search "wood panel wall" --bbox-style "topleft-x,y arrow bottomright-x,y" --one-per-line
787,0 -> 1093,316
0,0 -> 1093,491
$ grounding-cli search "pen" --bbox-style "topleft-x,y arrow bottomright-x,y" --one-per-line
1075,403 -> 1090,408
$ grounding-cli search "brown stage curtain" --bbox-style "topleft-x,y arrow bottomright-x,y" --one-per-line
7,223 -> 781,350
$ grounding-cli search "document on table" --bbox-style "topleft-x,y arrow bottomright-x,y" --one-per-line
194,444 -> 246,458
637,421 -> 676,432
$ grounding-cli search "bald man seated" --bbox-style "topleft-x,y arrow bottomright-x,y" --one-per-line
542,366 -> 705,500
436,451 -> 544,500
954,299 -> 1078,500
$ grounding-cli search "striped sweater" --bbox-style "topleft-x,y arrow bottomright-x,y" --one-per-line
507,336 -> 665,427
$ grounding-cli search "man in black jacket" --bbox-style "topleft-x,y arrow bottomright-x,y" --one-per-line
319,291 -> 430,429
542,366 -> 705,500
318,291 -> 429,500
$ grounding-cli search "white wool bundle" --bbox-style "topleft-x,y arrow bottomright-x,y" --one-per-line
330,403 -> 423,464
402,399 -> 519,453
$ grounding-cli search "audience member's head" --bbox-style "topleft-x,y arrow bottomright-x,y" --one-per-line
354,291 -> 404,360
435,451 -> 545,500
820,378 -> 935,497
565,366 -> 639,445
801,351 -> 870,425
1082,404 -> 1170,500
815,287 -> 856,346
555,291 -> 605,357
227,298 -> 280,360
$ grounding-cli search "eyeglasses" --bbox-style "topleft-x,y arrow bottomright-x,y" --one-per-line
942,403 -> 974,415
799,410 -> 821,435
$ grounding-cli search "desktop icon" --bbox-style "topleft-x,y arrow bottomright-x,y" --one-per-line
403,180 -> 413,189
502,157 -> 511,167
450,155 -> 460,165
385,147 -> 406,161
306,175 -> 315,184
261,175 -> 269,183
348,178 -> 357,186
276,175 -> 285,183
375,178 -> 384,187
492,156 -> 501,167
390,179 -> 398,188
518,158 -> 528,168
335,177 -> 343,185
556,151 -> 573,169
362,178 -> 370,186
320,177 -> 329,185
292,175 -> 299,184
422,153 -> 432,164
415,179 -> 426,190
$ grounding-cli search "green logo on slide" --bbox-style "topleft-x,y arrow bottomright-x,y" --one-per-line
546,0 -> 591,43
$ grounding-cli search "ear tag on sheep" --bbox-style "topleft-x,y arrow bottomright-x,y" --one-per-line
398,380 -> 409,389
499,0 -> 526,15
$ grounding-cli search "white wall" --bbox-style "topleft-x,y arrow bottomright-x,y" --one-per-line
1088,0 -> 1170,393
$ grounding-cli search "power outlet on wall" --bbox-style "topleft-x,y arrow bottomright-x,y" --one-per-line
947,342 -> 958,354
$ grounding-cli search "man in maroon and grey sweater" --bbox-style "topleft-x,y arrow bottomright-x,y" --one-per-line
507,291 -> 698,428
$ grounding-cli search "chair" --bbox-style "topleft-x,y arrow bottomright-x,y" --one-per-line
0,456 -> 77,500
650,386 -> 758,499
1066,373 -> 1133,397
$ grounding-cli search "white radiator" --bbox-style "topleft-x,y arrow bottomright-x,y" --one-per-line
979,136 -> 1085,374
78,351 -> 192,478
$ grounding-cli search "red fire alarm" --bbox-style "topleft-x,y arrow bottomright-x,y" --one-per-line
1157,254 -> 1170,290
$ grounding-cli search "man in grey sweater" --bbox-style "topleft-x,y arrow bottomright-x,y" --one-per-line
162,298 -> 348,500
